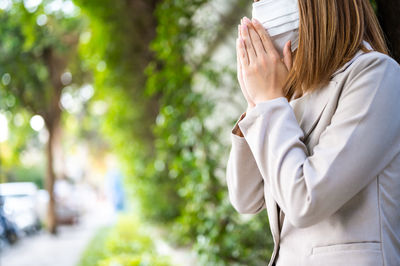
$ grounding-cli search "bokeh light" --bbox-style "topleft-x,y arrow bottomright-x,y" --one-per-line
30,115 -> 45,132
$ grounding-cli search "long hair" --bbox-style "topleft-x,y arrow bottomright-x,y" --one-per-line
284,0 -> 389,100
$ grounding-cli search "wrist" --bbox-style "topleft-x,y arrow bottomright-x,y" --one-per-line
246,104 -> 255,113
254,91 -> 284,104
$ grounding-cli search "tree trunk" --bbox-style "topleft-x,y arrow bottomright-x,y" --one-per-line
375,0 -> 400,63
42,47 -> 65,235
45,120 -> 57,234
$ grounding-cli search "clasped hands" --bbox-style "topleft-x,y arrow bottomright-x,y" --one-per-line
236,17 -> 293,112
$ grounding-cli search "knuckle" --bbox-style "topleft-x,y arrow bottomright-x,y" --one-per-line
256,60 -> 266,69
270,55 -> 280,64
254,23 -> 262,30
248,64 -> 258,74
259,56 -> 268,65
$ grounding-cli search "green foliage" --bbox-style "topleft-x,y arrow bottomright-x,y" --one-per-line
2,0 -> 274,264
0,2 -> 84,115
74,0 -> 170,221
0,2 -> 88,210
144,1 -> 274,264
78,215 -> 171,266
5,165 -> 45,188
0,109 -> 39,163
73,0 -> 274,264
370,0 -> 377,11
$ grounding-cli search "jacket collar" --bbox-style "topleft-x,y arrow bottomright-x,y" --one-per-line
331,40 -> 373,80
290,80 -> 337,140
289,40 -> 373,139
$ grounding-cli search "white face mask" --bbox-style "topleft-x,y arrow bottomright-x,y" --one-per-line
252,0 -> 299,57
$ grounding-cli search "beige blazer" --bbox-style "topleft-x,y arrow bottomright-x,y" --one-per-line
226,45 -> 400,266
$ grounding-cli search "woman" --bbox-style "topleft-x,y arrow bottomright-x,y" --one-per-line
226,0 -> 400,265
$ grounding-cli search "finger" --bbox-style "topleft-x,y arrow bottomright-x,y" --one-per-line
237,38 -> 255,105
236,38 -> 243,69
236,38 -> 245,84
251,18 -> 279,57
240,23 -> 257,63
237,37 -> 249,66
243,17 -> 265,56
283,40 -> 293,70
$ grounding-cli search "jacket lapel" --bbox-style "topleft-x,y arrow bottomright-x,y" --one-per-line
290,80 -> 338,140
289,45 -> 369,140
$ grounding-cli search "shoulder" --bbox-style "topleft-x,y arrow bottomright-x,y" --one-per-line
338,51 -> 400,83
333,51 -> 400,98
328,50 -> 400,122
350,51 -> 399,74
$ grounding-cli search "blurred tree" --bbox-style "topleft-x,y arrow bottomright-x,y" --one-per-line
0,2 -> 85,234
74,0 -> 176,221
375,0 -> 400,63
145,1 -> 275,265
75,0 -> 161,151
75,0 -> 272,264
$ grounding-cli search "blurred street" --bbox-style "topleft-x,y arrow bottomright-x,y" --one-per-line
0,206 -> 115,266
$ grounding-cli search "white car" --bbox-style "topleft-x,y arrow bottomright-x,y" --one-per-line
0,182 -> 41,234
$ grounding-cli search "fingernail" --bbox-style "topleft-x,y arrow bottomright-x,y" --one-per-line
243,17 -> 251,24
252,18 -> 260,24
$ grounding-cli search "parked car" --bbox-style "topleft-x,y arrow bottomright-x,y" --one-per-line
0,196 -> 19,248
0,182 -> 41,234
54,179 -> 80,225
37,181 -> 81,226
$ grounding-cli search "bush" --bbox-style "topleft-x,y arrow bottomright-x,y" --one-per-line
8,165 -> 45,189
79,215 -> 171,266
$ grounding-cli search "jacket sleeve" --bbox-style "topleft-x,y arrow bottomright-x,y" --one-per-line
237,53 -> 400,227
226,112 -> 266,214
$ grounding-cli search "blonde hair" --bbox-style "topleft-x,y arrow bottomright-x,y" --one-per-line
284,0 -> 389,100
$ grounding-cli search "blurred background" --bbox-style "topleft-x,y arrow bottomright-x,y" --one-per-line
0,0 -> 398,265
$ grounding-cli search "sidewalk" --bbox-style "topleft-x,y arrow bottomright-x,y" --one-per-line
0,208 -> 114,266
